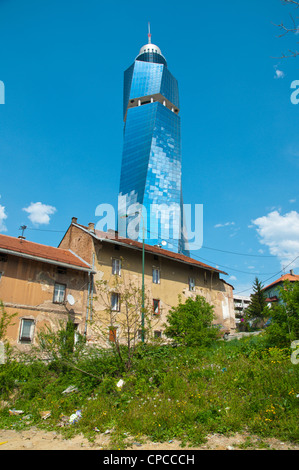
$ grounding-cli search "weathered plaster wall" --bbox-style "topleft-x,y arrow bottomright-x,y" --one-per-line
0,254 -> 89,350
86,238 -> 235,344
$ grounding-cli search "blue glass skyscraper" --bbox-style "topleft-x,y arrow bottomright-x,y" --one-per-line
118,31 -> 189,256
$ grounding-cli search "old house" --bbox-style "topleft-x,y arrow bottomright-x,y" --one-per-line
58,218 -> 236,344
263,270 -> 299,306
0,233 -> 93,350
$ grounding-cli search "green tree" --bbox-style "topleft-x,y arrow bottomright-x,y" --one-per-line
163,295 -> 218,347
245,277 -> 268,328
0,300 -> 18,362
37,317 -> 85,364
0,300 -> 17,341
92,275 -> 157,370
265,280 -> 299,347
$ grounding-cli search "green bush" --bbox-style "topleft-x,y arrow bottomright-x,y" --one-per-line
164,296 -> 218,347
263,281 -> 299,348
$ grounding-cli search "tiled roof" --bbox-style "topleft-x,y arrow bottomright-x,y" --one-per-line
74,223 -> 227,275
263,273 -> 299,291
0,234 -> 91,270
265,296 -> 278,302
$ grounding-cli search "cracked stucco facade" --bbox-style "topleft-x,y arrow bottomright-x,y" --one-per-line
0,253 -> 89,351
59,223 -> 236,344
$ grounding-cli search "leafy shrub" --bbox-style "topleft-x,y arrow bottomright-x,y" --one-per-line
164,296 -> 218,346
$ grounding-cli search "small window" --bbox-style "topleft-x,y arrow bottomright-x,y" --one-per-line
109,326 -> 117,343
19,319 -> 34,343
112,258 -> 121,276
111,292 -> 120,311
153,268 -> 160,284
154,330 -> 162,338
153,299 -> 160,315
114,245 -> 120,251
0,253 -> 7,262
53,283 -> 66,303
189,277 -> 195,291
0,272 -> 2,282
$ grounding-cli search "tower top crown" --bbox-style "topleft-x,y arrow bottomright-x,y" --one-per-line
136,23 -> 167,66
138,43 -> 162,56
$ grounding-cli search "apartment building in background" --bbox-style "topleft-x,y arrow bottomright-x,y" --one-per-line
233,294 -> 251,329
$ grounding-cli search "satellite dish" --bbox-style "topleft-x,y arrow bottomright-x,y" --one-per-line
67,294 -> 75,306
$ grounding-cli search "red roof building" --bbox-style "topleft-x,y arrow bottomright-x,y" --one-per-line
0,233 -> 92,272
263,270 -> 299,304
0,233 -> 93,350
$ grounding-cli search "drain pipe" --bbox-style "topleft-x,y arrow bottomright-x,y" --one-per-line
84,272 -> 91,336
89,253 -> 95,323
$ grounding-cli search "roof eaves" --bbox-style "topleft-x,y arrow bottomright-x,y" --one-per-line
0,247 -> 93,273
68,249 -> 94,269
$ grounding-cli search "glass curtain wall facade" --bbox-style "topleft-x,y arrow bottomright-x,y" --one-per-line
118,40 -> 189,256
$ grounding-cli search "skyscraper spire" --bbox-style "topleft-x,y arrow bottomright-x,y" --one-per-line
148,22 -> 151,44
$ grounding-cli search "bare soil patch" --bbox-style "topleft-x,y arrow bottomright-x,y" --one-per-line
0,427 -> 298,450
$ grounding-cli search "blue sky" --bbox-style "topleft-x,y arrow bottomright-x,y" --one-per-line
0,0 -> 298,295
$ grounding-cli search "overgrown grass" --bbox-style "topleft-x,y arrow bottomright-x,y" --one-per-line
0,335 -> 298,449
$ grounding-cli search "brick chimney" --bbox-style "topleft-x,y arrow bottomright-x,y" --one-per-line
290,269 -> 294,276
88,222 -> 95,233
71,217 -> 78,224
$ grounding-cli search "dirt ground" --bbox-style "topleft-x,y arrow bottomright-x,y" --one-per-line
0,427 -> 298,450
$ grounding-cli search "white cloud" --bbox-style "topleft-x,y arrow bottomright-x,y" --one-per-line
214,221 -> 235,228
23,202 -> 56,225
274,68 -> 285,79
229,275 -> 237,281
252,210 -> 299,269
289,199 -> 296,204
0,204 -> 7,232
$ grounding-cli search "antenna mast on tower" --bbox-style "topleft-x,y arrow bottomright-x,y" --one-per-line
148,22 -> 151,44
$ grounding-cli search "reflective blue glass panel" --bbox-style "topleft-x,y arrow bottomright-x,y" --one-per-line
119,47 -> 189,256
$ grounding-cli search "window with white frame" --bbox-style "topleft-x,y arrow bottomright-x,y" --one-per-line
111,292 -> 120,311
19,319 -> 34,343
53,283 -> 66,303
152,267 -> 160,284
189,277 -> 195,291
112,258 -> 121,276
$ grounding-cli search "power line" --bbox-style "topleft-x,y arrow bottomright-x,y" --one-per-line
141,227 -> 278,275
201,245 -> 273,258
25,227 -> 65,233
234,255 -> 299,295
142,227 -> 275,259
22,224 -> 298,280
186,252 -> 276,276
22,225 -> 276,259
